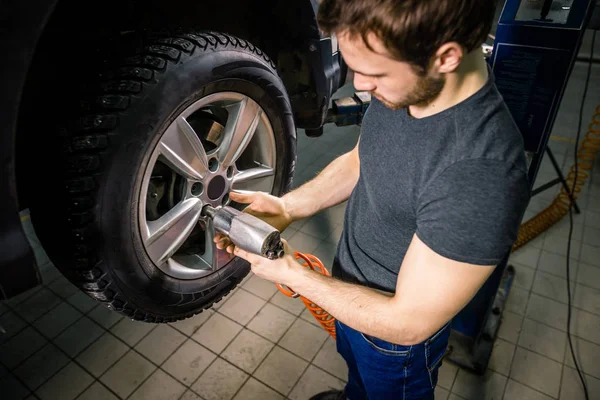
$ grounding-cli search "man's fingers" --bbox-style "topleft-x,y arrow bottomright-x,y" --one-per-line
233,246 -> 263,265
229,190 -> 256,205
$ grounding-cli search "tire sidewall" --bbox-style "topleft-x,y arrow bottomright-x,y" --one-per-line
100,48 -> 296,310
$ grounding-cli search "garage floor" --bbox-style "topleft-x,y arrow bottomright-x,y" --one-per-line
2,33 -> 600,400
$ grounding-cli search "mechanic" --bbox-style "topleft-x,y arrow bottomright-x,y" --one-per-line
215,0 -> 531,398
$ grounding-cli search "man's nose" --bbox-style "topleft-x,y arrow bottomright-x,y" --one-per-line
353,74 -> 376,92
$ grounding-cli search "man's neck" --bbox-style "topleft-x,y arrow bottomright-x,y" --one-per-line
408,50 -> 489,119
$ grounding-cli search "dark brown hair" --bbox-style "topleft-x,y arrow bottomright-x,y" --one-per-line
317,0 -> 496,72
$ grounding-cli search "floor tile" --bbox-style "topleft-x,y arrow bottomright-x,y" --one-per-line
435,386 -> 450,400
526,294 -> 568,331
13,288 -> 62,323
509,347 -> 562,397
0,310 -> 27,344
269,291 -> 306,316
243,274 -> 278,301
448,394 -> 466,400
488,339 -> 515,376
538,251 -> 578,280
287,231 -> 322,255
100,350 -> 156,399
438,361 -> 459,390
232,377 -> 284,400
312,337 -> 348,381
288,364 -> 345,400
576,263 -> 600,290
545,220 -> 585,241
254,346 -> 308,395
36,362 -> 93,400
218,289 -> 266,326
503,379 -> 553,400
0,326 -> 48,368
543,234 -> 582,259
14,343 -> 69,390
129,368 -> 186,400
6,285 -> 44,308
109,317 -> 156,347
247,303 -> 296,343
311,240 -> 338,270
192,357 -> 248,400
573,283 -> 600,315
452,369 -> 507,400
580,244 -> 600,266
53,316 -> 104,357
76,331 -> 129,377
222,329 -> 274,373
512,264 -> 536,291
47,276 -> 80,299
570,308 -> 600,345
532,270 -> 572,303
181,390 -> 203,400
518,318 -> 567,362
77,381 -> 119,400
560,366 -> 600,400
506,287 -> 530,315
134,324 -> 186,365
564,336 -> 600,380
163,339 -> 216,385
65,291 -> 98,314
87,305 -> 123,330
33,302 -> 82,339
509,247 -> 541,269
298,214 -> 337,240
281,227 -> 297,242
0,373 -> 31,400
584,211 -> 600,229
169,310 -> 214,337
192,313 -> 242,354
498,311 -> 524,344
582,225 -> 600,246
278,318 -> 329,361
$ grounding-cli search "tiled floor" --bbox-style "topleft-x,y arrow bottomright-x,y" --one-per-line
3,35 -> 600,400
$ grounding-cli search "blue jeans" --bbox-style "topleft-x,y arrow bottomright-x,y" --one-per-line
335,320 -> 451,400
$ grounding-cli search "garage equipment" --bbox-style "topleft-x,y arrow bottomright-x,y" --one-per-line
447,0 -> 598,380
324,91 -> 372,127
202,204 -> 337,338
202,205 -> 285,260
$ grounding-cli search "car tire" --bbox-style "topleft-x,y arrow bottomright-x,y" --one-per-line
29,30 -> 296,323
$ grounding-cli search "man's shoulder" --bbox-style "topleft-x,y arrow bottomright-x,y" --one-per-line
451,83 -> 527,172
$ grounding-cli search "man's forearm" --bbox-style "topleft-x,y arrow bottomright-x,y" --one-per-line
282,149 -> 359,220
292,268 -> 422,345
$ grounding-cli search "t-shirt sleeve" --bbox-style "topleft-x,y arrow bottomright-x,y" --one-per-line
415,158 -> 531,265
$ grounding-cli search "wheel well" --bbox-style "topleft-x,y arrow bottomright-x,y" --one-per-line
15,0 -> 323,209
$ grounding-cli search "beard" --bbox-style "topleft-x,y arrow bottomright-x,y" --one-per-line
372,73 -> 446,111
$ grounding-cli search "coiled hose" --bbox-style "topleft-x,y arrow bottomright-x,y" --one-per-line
276,252 -> 337,339
513,104 -> 600,251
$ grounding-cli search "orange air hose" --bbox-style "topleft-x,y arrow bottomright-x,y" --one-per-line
276,252 -> 337,339
513,104 -> 600,251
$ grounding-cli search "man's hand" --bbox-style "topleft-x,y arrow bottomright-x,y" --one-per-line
214,190 -> 294,252
228,239 -> 305,288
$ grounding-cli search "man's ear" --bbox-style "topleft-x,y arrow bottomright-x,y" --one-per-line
434,42 -> 463,74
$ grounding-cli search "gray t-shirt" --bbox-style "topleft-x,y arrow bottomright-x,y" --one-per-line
332,70 -> 531,293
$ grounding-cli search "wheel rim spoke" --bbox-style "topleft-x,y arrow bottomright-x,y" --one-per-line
218,98 -> 262,167
232,166 -> 274,188
144,198 -> 202,264
159,116 -> 209,180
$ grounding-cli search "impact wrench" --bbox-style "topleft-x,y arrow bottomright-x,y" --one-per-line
202,205 -> 337,338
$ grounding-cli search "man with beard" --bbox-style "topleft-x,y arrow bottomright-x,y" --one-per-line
215,0 -> 531,398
